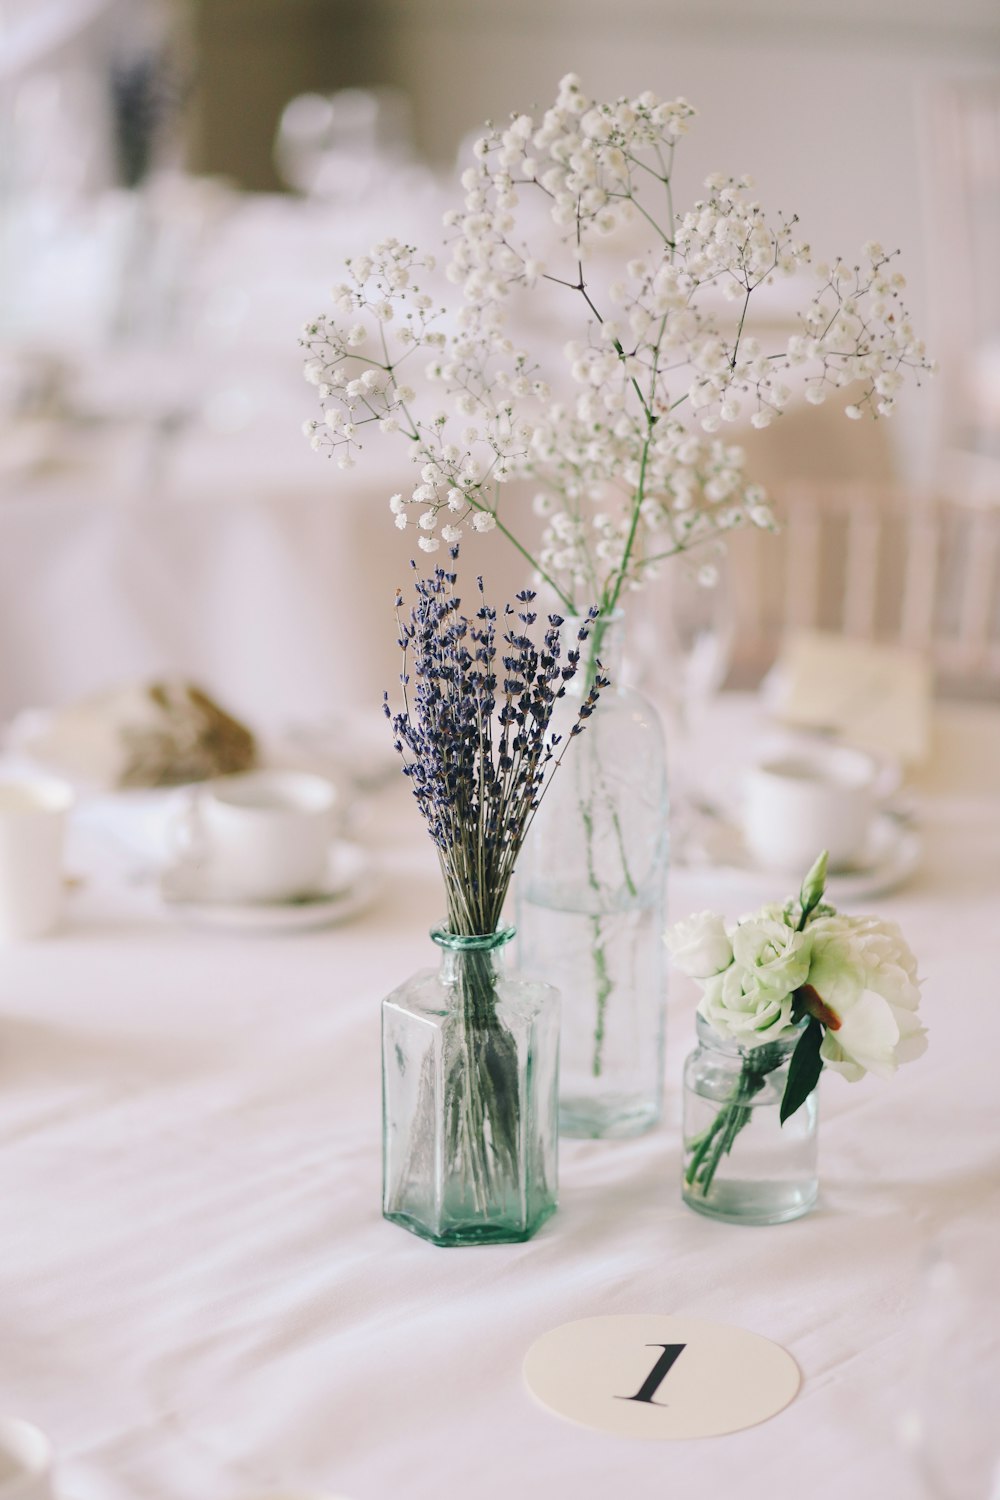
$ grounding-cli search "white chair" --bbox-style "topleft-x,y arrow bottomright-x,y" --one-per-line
723,483 -> 1000,699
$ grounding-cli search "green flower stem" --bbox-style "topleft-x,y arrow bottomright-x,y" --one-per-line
470,498 -> 575,613
684,1109 -> 731,1186
605,433 -> 652,619
588,914 -> 612,1077
450,945 -> 521,1213
578,755 -> 614,1079
685,1044 -> 784,1199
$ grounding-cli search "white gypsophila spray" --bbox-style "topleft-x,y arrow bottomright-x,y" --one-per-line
302,74 -> 934,616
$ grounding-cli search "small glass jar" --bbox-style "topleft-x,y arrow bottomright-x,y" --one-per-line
681,1015 -> 819,1225
382,925 -> 559,1246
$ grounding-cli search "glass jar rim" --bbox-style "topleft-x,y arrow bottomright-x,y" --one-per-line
695,1010 -> 807,1056
430,924 -> 516,951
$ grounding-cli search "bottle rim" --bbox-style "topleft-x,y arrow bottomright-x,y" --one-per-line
430,924 -> 516,951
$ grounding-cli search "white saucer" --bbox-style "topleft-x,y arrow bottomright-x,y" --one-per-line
159,841 -> 377,933
690,811 -> 921,903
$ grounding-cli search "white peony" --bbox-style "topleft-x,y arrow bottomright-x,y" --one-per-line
665,911 -> 733,978
731,916 -> 811,996
805,914 -> 926,1081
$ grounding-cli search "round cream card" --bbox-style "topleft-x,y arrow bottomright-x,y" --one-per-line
523,1314 -> 800,1439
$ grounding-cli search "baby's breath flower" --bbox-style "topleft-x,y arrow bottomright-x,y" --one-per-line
303,79 -> 932,613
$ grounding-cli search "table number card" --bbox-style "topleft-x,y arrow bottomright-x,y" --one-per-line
523,1315 -> 800,1439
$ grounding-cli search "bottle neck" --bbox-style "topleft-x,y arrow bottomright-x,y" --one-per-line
432,925 -> 514,986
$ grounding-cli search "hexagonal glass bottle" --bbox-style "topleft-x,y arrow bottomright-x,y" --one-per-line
382,925 -> 559,1246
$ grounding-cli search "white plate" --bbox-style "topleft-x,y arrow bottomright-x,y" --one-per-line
689,811 -> 921,903
159,840 -> 377,933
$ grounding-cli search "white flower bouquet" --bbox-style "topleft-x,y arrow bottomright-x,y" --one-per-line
666,853 -> 926,1202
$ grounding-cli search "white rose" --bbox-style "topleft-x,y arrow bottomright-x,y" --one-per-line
665,912 -> 732,978
805,914 -> 926,1081
731,917 -> 811,997
699,964 -> 798,1045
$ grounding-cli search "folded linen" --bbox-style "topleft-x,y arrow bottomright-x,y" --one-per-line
9,680 -> 257,790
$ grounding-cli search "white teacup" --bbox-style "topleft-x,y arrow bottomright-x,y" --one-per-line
0,780 -> 73,942
0,1418 -> 54,1500
173,770 -> 338,903
743,744 -> 879,873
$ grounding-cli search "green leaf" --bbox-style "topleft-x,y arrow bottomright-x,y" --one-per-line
780,1017 -> 824,1124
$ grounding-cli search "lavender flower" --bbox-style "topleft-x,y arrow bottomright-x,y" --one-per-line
385,550 -> 606,936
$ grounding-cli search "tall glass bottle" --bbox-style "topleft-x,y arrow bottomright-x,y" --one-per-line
382,926 -> 559,1246
516,615 -> 669,1138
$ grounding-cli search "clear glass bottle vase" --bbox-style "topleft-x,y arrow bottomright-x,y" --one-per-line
516,614 -> 669,1138
381,925 -> 559,1246
682,1015 -> 819,1225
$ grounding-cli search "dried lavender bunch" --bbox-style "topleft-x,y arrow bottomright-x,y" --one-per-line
385,549 -> 606,936
385,550 -> 606,1207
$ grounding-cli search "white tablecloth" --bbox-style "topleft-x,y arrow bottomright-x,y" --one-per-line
1,697 -> 998,1500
